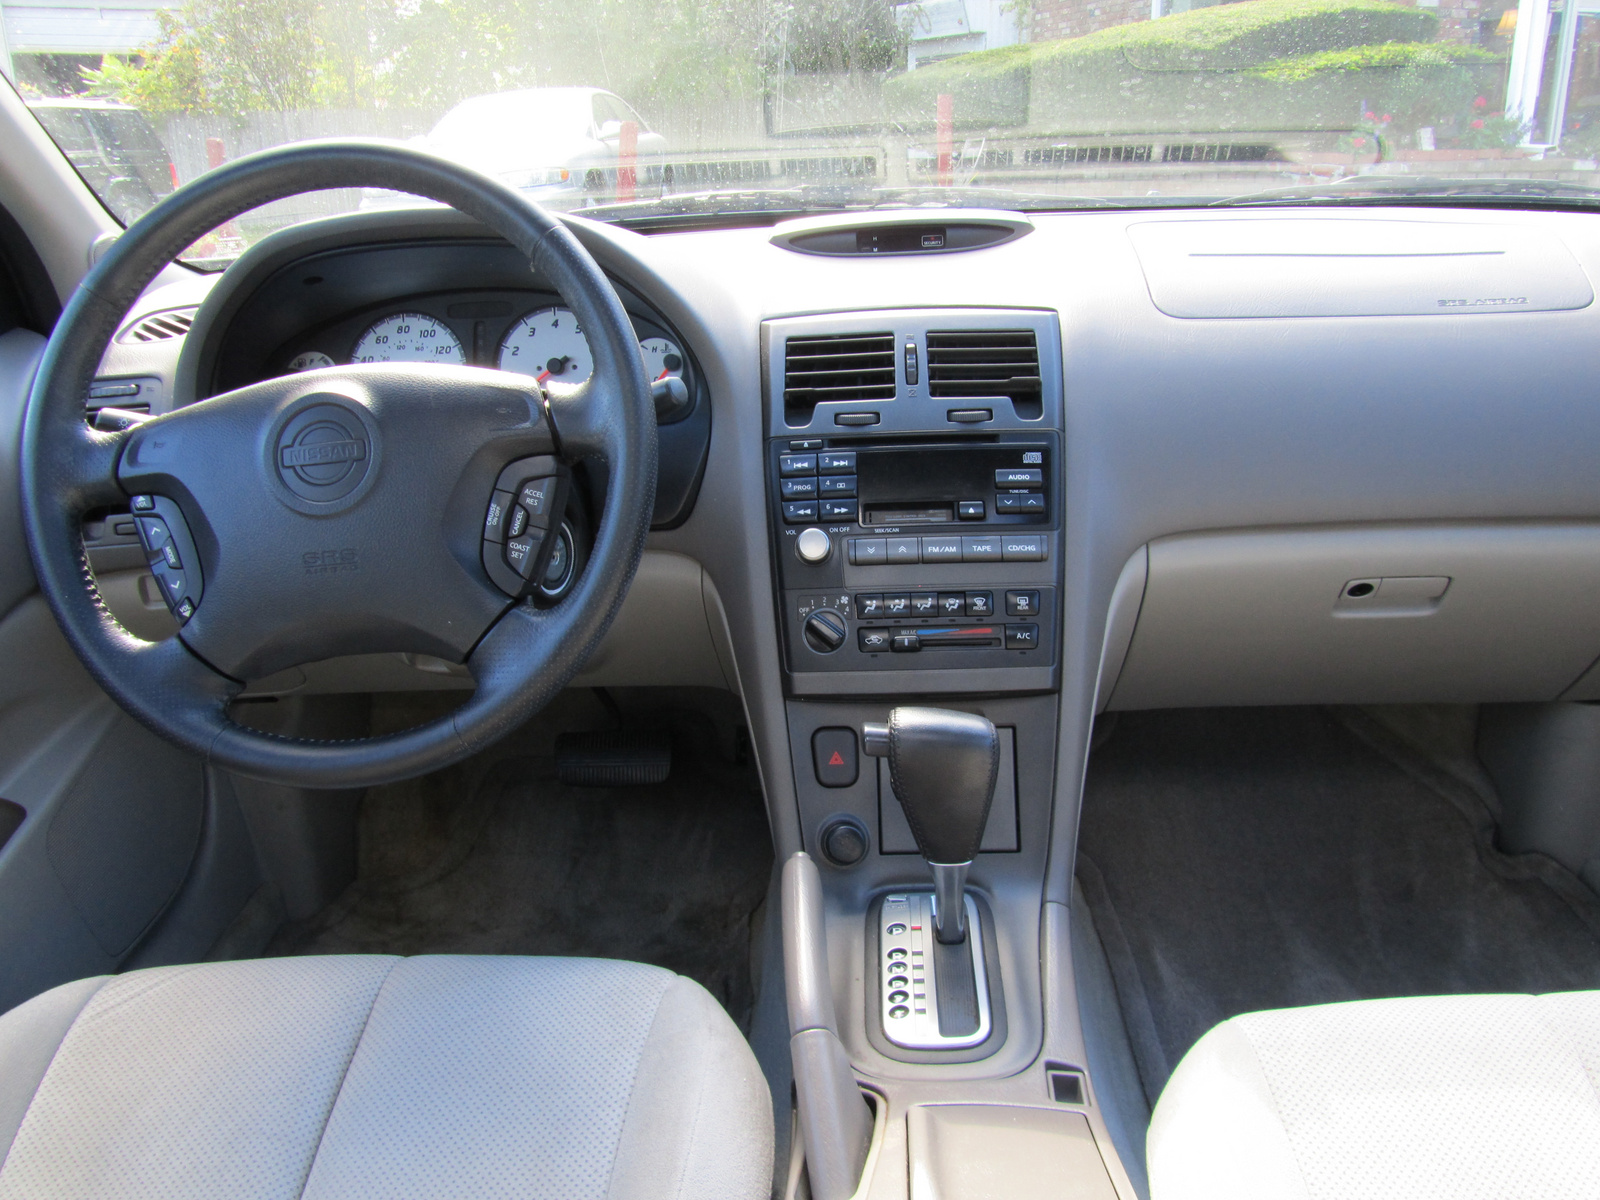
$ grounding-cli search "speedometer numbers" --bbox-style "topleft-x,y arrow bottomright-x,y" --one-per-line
497,307 -> 592,384
351,313 -> 465,364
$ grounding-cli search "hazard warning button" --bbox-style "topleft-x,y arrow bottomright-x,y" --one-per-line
812,727 -> 859,788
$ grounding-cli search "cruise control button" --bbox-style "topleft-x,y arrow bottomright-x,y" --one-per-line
849,538 -> 886,564
819,451 -> 856,472
781,477 -> 818,500
910,592 -> 937,615
482,491 -> 513,543
1002,535 -> 1047,561
961,535 -> 1001,562
780,453 -> 817,476
1005,590 -> 1040,617
136,516 -> 172,554
1006,623 -> 1039,649
820,499 -> 857,520
504,531 -> 546,579
920,536 -> 962,562
857,594 -> 885,617
966,591 -> 994,617
883,593 -> 911,616
938,592 -> 965,616
516,477 -> 558,520
996,467 -> 1044,487
859,627 -> 891,652
819,475 -> 856,497
886,537 -> 919,564
507,505 -> 529,539
784,500 -> 819,523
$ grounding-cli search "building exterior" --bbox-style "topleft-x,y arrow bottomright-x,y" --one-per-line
0,0 -> 180,92
899,0 -> 1023,68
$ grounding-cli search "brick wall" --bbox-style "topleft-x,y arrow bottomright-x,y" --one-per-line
1029,0 -> 1151,42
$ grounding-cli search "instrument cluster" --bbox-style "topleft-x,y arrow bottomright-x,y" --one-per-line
277,293 -> 687,390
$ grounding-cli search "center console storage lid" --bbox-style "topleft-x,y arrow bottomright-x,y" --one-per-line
907,1105 -> 1117,1200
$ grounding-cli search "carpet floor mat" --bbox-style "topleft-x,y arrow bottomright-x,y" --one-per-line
1077,706 -> 1600,1106
268,689 -> 775,1028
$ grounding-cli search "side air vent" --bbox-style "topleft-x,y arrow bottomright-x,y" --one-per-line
117,307 -> 197,344
926,329 -> 1043,420
783,332 -> 896,423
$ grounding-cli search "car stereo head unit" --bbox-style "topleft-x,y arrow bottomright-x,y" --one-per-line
770,432 -> 1060,695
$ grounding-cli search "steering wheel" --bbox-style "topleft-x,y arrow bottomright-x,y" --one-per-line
21,141 -> 658,789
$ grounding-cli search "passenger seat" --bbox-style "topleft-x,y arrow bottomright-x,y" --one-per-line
1148,992 -> 1600,1200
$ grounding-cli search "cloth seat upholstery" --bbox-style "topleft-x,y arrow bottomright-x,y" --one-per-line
0,954 -> 772,1200
1148,991 -> 1600,1200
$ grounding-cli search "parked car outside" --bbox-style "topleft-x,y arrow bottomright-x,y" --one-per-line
423,86 -> 668,203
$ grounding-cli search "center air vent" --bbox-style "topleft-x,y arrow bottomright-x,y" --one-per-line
926,330 -> 1042,420
783,332 -> 896,424
117,307 -> 196,344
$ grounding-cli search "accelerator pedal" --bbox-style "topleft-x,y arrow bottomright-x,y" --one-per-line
555,730 -> 672,787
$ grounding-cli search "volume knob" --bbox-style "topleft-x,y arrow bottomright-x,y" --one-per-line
796,527 -> 832,564
803,609 -> 848,653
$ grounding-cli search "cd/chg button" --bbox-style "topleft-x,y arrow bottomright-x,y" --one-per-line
920,536 -> 963,563
1001,534 -> 1047,561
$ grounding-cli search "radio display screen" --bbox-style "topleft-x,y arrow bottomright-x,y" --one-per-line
855,443 -> 1048,527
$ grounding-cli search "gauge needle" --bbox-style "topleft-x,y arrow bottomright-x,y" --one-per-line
654,369 -> 671,382
536,370 -> 551,383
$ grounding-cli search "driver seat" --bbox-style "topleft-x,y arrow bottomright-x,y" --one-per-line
0,955 -> 773,1199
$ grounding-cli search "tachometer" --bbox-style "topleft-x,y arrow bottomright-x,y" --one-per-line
498,306 -> 592,384
639,335 -> 684,383
351,313 -> 464,364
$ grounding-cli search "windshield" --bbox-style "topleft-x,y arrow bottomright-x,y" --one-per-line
9,0 -> 1599,259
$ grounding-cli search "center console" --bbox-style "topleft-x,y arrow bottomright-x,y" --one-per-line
764,309 -> 1064,697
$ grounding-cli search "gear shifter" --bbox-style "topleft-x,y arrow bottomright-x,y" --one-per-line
863,706 -> 998,943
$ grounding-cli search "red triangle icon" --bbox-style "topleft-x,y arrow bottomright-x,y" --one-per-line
828,751 -> 845,766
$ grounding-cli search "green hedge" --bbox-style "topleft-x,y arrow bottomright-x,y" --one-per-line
882,0 -> 1478,132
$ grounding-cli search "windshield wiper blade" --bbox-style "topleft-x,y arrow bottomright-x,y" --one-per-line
1212,175 -> 1600,208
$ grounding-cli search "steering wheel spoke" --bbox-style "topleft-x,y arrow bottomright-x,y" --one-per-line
23,142 -> 658,788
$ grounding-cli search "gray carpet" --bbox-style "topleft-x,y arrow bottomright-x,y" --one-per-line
268,689 -> 775,1028
1077,706 -> 1600,1106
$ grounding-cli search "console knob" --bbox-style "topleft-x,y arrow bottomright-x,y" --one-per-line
803,609 -> 848,653
796,527 -> 831,563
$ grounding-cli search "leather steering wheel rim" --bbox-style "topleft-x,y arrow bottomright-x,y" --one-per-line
21,140 -> 658,789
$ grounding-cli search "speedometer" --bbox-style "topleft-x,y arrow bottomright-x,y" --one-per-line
351,313 -> 464,364
497,307 -> 592,384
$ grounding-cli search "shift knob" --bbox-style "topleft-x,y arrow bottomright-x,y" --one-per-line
867,706 -> 999,943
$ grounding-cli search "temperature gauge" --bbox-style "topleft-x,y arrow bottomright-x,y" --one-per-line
640,335 -> 684,384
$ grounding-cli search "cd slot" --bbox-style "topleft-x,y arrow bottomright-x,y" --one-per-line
863,503 -> 954,526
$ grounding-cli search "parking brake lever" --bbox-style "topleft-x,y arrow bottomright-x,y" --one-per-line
863,707 -> 998,943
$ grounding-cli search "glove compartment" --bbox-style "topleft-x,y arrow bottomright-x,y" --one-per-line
1105,523 -> 1600,709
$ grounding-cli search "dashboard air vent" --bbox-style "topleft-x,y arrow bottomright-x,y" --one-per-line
926,329 -> 1042,419
117,307 -> 196,344
783,332 -> 896,423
